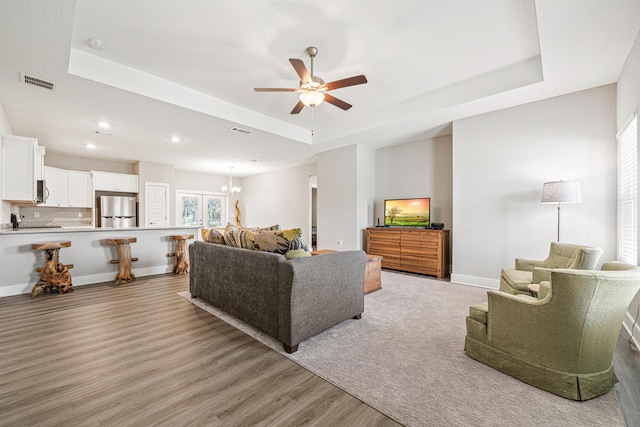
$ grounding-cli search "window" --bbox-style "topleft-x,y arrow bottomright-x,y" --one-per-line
176,191 -> 227,228
618,113 -> 638,264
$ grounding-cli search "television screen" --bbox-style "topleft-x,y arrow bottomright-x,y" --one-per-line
384,198 -> 430,227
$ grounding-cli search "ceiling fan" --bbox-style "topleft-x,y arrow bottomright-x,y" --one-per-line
254,46 -> 368,114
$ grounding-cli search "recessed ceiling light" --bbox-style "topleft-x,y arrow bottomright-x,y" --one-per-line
86,143 -> 96,149
88,38 -> 105,50
98,121 -> 111,129
170,136 -> 181,143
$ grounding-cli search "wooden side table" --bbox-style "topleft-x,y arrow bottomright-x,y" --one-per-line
107,237 -> 138,285
31,240 -> 74,297
311,250 -> 383,294
169,234 -> 194,275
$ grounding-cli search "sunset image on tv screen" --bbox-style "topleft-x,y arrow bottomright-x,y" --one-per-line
385,198 -> 430,226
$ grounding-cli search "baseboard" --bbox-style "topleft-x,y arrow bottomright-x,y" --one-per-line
450,273 -> 499,289
0,265 -> 173,298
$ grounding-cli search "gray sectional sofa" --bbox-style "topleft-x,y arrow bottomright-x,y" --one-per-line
189,241 -> 367,353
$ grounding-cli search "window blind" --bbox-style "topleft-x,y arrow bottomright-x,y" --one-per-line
618,113 -> 638,265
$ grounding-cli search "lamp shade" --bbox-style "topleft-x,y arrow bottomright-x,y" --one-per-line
541,180 -> 582,204
300,90 -> 325,107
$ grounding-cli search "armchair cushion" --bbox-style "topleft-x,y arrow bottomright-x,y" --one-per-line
466,262 -> 640,400
499,242 -> 602,295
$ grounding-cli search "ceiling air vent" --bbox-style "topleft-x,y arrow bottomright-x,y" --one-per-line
20,73 -> 56,91
230,126 -> 251,135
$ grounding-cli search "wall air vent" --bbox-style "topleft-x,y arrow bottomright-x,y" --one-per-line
20,73 -> 56,91
230,126 -> 251,135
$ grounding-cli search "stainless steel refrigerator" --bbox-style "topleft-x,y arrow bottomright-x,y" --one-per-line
100,196 -> 137,228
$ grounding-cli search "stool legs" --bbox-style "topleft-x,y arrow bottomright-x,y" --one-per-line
173,238 -> 189,275
32,248 -> 73,297
112,242 -> 136,285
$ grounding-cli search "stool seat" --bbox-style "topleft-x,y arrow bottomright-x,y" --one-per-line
107,237 -> 137,245
169,235 -> 194,275
31,240 -> 71,251
107,237 -> 137,285
170,234 -> 194,241
31,240 -> 73,297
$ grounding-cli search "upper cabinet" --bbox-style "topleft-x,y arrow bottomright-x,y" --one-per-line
43,167 -> 91,208
1,135 -> 45,204
92,171 -> 138,193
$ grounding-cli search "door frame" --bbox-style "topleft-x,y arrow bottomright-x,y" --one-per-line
145,182 -> 170,227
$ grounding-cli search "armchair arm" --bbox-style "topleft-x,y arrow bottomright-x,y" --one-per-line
532,267 -> 553,283
515,257 -> 546,271
537,281 -> 551,299
487,290 -> 561,363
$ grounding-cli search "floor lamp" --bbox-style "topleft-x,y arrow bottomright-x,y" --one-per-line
541,180 -> 582,242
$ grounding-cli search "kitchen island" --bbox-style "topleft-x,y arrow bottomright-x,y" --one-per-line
0,226 -> 200,297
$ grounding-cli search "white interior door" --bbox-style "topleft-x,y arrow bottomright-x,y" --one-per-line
146,182 -> 169,227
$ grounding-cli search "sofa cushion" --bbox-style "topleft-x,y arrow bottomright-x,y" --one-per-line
469,302 -> 488,324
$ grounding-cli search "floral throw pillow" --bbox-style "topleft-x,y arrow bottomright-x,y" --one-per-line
244,228 -> 309,254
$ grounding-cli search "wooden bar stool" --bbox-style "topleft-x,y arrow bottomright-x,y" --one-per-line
31,240 -> 74,297
107,237 -> 138,285
168,234 -> 194,275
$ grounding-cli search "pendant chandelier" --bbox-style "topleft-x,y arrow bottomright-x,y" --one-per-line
221,166 -> 241,195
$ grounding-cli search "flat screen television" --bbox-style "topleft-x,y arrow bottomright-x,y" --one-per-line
384,198 -> 430,227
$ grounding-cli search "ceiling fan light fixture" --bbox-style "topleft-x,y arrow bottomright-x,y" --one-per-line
300,90 -> 325,107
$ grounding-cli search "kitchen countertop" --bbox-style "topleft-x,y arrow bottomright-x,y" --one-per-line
0,226 -> 200,235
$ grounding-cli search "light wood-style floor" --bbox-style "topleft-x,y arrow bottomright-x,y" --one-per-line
2,274 -> 639,426
0,275 -> 400,426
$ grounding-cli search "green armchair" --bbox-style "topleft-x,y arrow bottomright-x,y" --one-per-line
499,242 -> 603,295
465,262 -> 640,400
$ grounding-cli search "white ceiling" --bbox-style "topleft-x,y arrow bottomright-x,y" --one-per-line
1,0 -> 639,177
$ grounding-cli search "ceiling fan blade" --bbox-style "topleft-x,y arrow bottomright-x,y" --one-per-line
289,58 -> 311,83
290,100 -> 305,114
324,75 -> 368,91
254,88 -> 298,92
324,94 -> 352,111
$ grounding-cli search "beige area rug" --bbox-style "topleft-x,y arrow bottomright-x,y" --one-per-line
178,271 -> 626,427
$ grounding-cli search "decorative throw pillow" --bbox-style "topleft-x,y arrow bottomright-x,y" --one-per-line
224,223 -> 281,248
284,249 -> 312,260
249,228 -> 309,254
201,228 -> 225,244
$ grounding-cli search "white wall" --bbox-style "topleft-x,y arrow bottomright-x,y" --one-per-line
45,153 -> 135,174
356,145 -> 376,248
240,162 -> 317,246
375,135 -> 453,229
135,161 -> 175,226
617,28 -> 640,346
317,145 -> 375,251
452,84 -> 617,288
0,104 -> 15,227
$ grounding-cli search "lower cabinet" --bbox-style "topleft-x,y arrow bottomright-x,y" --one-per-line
366,228 -> 450,278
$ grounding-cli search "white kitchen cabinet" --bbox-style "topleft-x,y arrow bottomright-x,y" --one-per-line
68,171 -> 92,207
43,167 -> 92,208
43,167 -> 68,207
2,135 -> 45,203
92,171 -> 138,192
